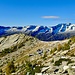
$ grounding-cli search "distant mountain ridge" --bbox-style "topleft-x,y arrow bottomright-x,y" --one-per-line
0,23 -> 75,41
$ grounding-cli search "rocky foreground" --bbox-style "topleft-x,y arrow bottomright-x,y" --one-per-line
0,34 -> 75,75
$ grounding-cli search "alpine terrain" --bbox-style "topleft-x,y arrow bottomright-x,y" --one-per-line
0,33 -> 75,75
0,23 -> 75,41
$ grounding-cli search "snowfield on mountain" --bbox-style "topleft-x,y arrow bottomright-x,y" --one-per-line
1,23 -> 75,41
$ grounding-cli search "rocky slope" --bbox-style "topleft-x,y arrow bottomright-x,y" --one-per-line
0,33 -> 75,75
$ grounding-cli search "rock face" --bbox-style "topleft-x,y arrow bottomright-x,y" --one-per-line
1,23 -> 75,41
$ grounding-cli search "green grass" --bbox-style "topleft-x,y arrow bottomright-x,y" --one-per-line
62,43 -> 70,50
54,58 -> 74,66
50,47 -> 57,54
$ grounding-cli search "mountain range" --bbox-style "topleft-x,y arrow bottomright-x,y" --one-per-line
0,23 -> 75,41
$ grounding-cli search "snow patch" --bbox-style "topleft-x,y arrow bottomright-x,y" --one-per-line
32,26 -> 40,32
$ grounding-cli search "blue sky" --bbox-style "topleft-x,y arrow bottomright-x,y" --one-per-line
0,0 -> 75,26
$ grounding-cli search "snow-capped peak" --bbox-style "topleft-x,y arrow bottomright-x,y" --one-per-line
1,23 -> 75,41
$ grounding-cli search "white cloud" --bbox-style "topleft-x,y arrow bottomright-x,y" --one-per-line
42,16 -> 60,19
